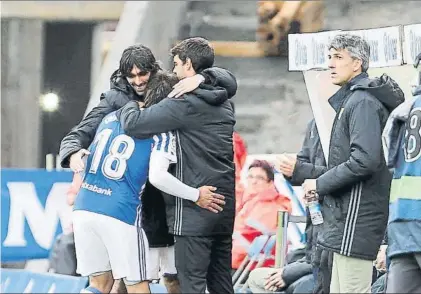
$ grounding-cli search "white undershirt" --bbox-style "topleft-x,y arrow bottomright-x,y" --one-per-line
148,148 -> 199,202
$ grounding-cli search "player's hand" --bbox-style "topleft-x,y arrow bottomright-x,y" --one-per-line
195,186 -> 225,213
275,153 -> 297,177
69,149 -> 90,173
168,74 -> 205,98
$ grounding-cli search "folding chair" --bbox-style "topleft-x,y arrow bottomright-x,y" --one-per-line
232,216 -> 278,282
232,235 -> 270,286
236,234 -> 277,293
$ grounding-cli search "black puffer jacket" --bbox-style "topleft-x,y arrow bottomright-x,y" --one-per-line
316,73 -> 405,260
59,71 -> 141,168
118,77 -> 237,236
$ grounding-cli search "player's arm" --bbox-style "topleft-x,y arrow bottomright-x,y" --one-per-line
148,132 -> 225,213
60,92 -> 128,168
118,98 -> 189,139
118,79 -> 233,139
148,149 -> 199,202
169,67 -> 237,99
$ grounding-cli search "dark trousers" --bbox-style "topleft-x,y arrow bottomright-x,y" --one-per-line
287,274 -> 314,294
313,248 -> 333,294
387,253 -> 421,293
174,234 -> 234,294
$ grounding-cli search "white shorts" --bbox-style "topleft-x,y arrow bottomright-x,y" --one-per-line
72,210 -> 150,283
149,246 -> 177,279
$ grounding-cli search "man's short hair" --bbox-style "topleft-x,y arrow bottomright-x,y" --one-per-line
119,44 -> 161,77
329,34 -> 370,72
170,37 -> 215,73
248,160 -> 275,182
144,71 -> 179,107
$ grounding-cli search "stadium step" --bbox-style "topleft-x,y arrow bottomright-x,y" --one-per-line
210,41 -> 265,58
214,56 -> 311,154
184,1 -> 312,154
186,1 -> 258,42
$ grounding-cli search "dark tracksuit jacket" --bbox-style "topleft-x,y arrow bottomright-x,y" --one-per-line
316,73 -> 405,260
117,82 -> 237,237
116,72 -> 237,294
59,67 -> 237,248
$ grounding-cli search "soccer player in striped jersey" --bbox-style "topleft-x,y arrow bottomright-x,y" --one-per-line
73,71 -> 225,294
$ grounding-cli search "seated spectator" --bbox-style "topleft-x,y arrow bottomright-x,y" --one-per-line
232,160 -> 291,270
247,119 -> 327,294
247,248 -> 313,294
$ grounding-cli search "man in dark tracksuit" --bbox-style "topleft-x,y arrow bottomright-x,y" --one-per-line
280,119 -> 332,294
288,120 -> 332,294
302,34 -> 405,293
59,43 -> 237,293
117,37 -> 237,293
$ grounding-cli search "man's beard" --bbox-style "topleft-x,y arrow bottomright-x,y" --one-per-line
130,84 -> 146,96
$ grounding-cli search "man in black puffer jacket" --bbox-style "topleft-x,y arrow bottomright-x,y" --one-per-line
274,119 -> 332,294
287,120 -> 332,294
118,37 -> 237,294
302,34 -> 404,293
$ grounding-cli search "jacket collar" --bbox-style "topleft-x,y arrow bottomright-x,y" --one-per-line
328,72 -> 368,112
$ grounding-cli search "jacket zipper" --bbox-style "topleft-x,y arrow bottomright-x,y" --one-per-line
327,92 -> 353,167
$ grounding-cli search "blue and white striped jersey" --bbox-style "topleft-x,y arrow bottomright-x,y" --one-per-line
73,111 -> 176,225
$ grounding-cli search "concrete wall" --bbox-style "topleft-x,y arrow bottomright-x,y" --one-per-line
1,20 -> 44,168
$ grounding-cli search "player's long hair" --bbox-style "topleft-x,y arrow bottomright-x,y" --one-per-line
119,44 -> 161,77
144,71 -> 179,107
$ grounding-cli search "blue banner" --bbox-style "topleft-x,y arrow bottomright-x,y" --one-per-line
1,169 -> 73,262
